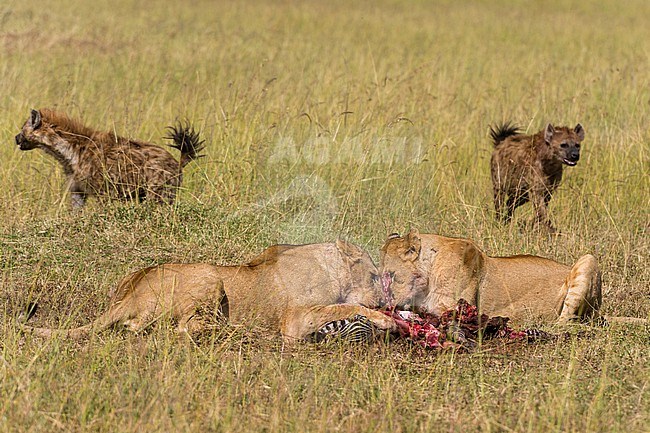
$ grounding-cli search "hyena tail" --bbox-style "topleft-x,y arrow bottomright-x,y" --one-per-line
166,122 -> 206,168
489,122 -> 520,146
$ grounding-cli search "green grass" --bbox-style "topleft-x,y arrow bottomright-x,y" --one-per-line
1,0 -> 649,431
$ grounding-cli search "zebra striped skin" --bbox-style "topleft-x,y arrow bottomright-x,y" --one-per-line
524,328 -> 555,342
311,314 -> 377,343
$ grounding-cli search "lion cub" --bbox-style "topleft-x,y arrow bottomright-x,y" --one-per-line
15,109 -> 204,207
489,122 -> 584,232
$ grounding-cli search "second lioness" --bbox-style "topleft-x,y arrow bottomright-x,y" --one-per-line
380,229 -> 602,324
22,241 -> 395,341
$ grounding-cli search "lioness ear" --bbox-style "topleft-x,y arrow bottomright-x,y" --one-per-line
401,228 -> 421,262
407,228 -> 420,239
336,239 -> 364,263
574,123 -> 585,141
544,123 -> 554,144
30,109 -> 42,129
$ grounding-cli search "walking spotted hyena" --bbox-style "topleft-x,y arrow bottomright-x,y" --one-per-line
489,122 -> 584,233
14,109 -> 205,208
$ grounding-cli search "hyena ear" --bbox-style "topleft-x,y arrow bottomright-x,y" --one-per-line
574,124 -> 585,141
544,123 -> 555,144
30,109 -> 42,129
401,228 -> 421,262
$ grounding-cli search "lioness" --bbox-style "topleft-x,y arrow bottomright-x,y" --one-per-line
380,229 -> 602,324
22,241 -> 396,341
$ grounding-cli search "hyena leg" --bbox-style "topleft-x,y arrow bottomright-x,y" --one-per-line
280,304 -> 396,341
71,193 -> 87,209
152,177 -> 181,205
558,254 -> 602,323
499,194 -> 520,223
67,180 -> 87,208
147,185 -> 177,205
505,192 -> 529,224
531,190 -> 555,232
493,189 -> 508,223
163,189 -> 177,205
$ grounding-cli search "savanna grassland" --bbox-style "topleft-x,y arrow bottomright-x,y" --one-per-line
1,0 -> 649,432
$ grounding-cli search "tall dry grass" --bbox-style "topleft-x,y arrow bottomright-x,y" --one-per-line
1,0 -> 648,432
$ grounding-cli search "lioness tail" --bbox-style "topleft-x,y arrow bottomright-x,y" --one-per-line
603,315 -> 648,325
20,308 -> 123,339
18,303 -> 121,339
21,323 -> 95,339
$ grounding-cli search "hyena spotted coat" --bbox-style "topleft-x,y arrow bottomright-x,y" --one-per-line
15,109 -> 205,208
489,122 -> 584,232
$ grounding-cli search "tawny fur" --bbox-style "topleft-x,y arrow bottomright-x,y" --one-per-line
21,241 -> 396,342
489,122 -> 584,232
14,108 -> 204,207
380,229 -> 608,324
21,264 -> 226,339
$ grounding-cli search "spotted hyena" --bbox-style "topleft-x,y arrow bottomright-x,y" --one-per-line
489,122 -> 584,232
14,109 -> 205,208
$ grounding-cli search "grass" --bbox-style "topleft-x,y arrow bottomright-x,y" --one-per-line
1,0 -> 649,431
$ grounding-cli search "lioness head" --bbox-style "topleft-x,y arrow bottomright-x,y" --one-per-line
379,229 -> 429,310
544,123 -> 584,167
335,239 -> 385,308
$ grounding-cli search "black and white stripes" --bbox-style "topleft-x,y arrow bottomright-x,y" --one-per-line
311,314 -> 378,344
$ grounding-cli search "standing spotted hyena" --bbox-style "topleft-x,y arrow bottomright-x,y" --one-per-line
14,109 -> 205,208
489,122 -> 584,232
